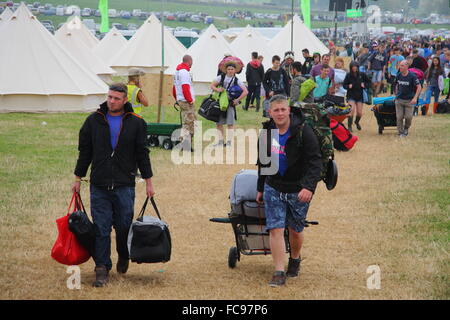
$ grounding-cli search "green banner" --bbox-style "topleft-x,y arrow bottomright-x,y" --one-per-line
98,0 -> 109,33
300,0 -> 311,29
347,9 -> 363,18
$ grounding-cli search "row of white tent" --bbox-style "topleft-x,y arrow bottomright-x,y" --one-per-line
0,3 -> 328,112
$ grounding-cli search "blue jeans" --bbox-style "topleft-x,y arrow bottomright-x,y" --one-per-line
425,85 -> 440,104
90,185 -> 135,270
263,183 -> 310,233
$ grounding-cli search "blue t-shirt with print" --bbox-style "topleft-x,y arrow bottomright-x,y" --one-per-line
272,128 -> 290,176
389,54 -> 404,76
106,113 -> 123,150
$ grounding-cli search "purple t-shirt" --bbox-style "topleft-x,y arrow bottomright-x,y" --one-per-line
106,113 -> 123,150
310,64 -> 335,81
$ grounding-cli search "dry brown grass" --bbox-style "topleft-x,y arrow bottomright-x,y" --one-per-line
0,108 -> 448,300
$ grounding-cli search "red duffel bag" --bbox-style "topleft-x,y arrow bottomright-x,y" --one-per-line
330,119 -> 358,151
51,192 -> 91,265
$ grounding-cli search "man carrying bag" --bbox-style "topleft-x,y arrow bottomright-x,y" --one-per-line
73,83 -> 156,287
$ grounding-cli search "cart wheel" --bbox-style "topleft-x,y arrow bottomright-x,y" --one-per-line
162,138 -> 173,150
148,136 -> 159,147
378,126 -> 383,135
228,247 -> 238,269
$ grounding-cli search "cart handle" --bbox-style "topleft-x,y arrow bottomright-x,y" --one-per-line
209,217 -> 231,224
210,217 -> 319,226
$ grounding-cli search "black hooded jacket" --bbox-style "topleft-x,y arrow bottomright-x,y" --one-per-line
74,101 -> 153,188
257,113 -> 322,194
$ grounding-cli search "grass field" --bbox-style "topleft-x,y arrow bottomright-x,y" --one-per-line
20,0 -> 450,31
0,94 -> 449,300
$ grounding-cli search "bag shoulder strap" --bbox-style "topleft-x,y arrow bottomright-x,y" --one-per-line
296,122 -> 306,148
220,73 -> 226,87
138,197 -> 162,220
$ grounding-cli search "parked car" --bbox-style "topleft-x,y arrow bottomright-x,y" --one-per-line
204,16 -> 213,24
56,6 -> 64,16
191,15 -> 201,23
121,11 -> 131,19
108,9 -> 117,18
177,13 -> 187,22
81,8 -> 91,17
132,9 -> 141,17
112,22 -> 125,30
127,23 -> 137,30
43,8 -> 56,16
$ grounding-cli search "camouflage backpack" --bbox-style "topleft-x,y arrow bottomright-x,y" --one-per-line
293,103 -> 336,190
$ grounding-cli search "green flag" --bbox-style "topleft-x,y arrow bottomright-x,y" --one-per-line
301,0 -> 311,29
98,0 -> 109,33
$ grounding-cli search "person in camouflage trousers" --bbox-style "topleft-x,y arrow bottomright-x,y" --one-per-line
173,55 -> 196,151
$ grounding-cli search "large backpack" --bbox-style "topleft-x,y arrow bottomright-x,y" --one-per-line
293,103 -> 337,190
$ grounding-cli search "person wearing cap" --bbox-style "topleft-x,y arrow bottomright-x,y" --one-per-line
173,55 -> 196,150
368,43 -> 388,97
73,83 -> 155,287
127,68 -> 149,115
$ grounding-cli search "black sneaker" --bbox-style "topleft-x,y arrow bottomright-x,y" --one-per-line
93,266 -> 109,287
268,271 -> 286,287
116,257 -> 129,274
356,122 -> 362,131
286,258 -> 301,277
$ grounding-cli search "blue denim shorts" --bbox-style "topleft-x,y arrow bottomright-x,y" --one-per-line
263,183 -> 310,233
372,70 -> 384,83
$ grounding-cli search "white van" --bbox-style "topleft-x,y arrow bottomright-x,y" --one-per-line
108,9 -> 117,18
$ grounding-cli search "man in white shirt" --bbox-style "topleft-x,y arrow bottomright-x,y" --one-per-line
173,55 -> 196,151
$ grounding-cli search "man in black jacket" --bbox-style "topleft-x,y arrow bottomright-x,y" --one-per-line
72,83 -> 155,287
256,95 -> 322,287
245,51 -> 265,111
263,55 -> 291,99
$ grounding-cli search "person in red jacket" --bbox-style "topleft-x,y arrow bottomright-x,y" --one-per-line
173,55 -> 196,151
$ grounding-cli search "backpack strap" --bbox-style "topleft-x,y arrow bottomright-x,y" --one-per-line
296,123 -> 306,148
220,73 -> 226,87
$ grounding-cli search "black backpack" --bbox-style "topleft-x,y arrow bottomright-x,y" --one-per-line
436,101 -> 450,114
68,193 -> 95,256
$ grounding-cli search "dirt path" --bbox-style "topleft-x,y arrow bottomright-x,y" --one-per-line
0,111 -> 448,300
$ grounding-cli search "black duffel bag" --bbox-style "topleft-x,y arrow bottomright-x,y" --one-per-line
198,95 -> 221,122
127,197 -> 171,264
436,100 -> 450,114
68,193 -> 95,256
